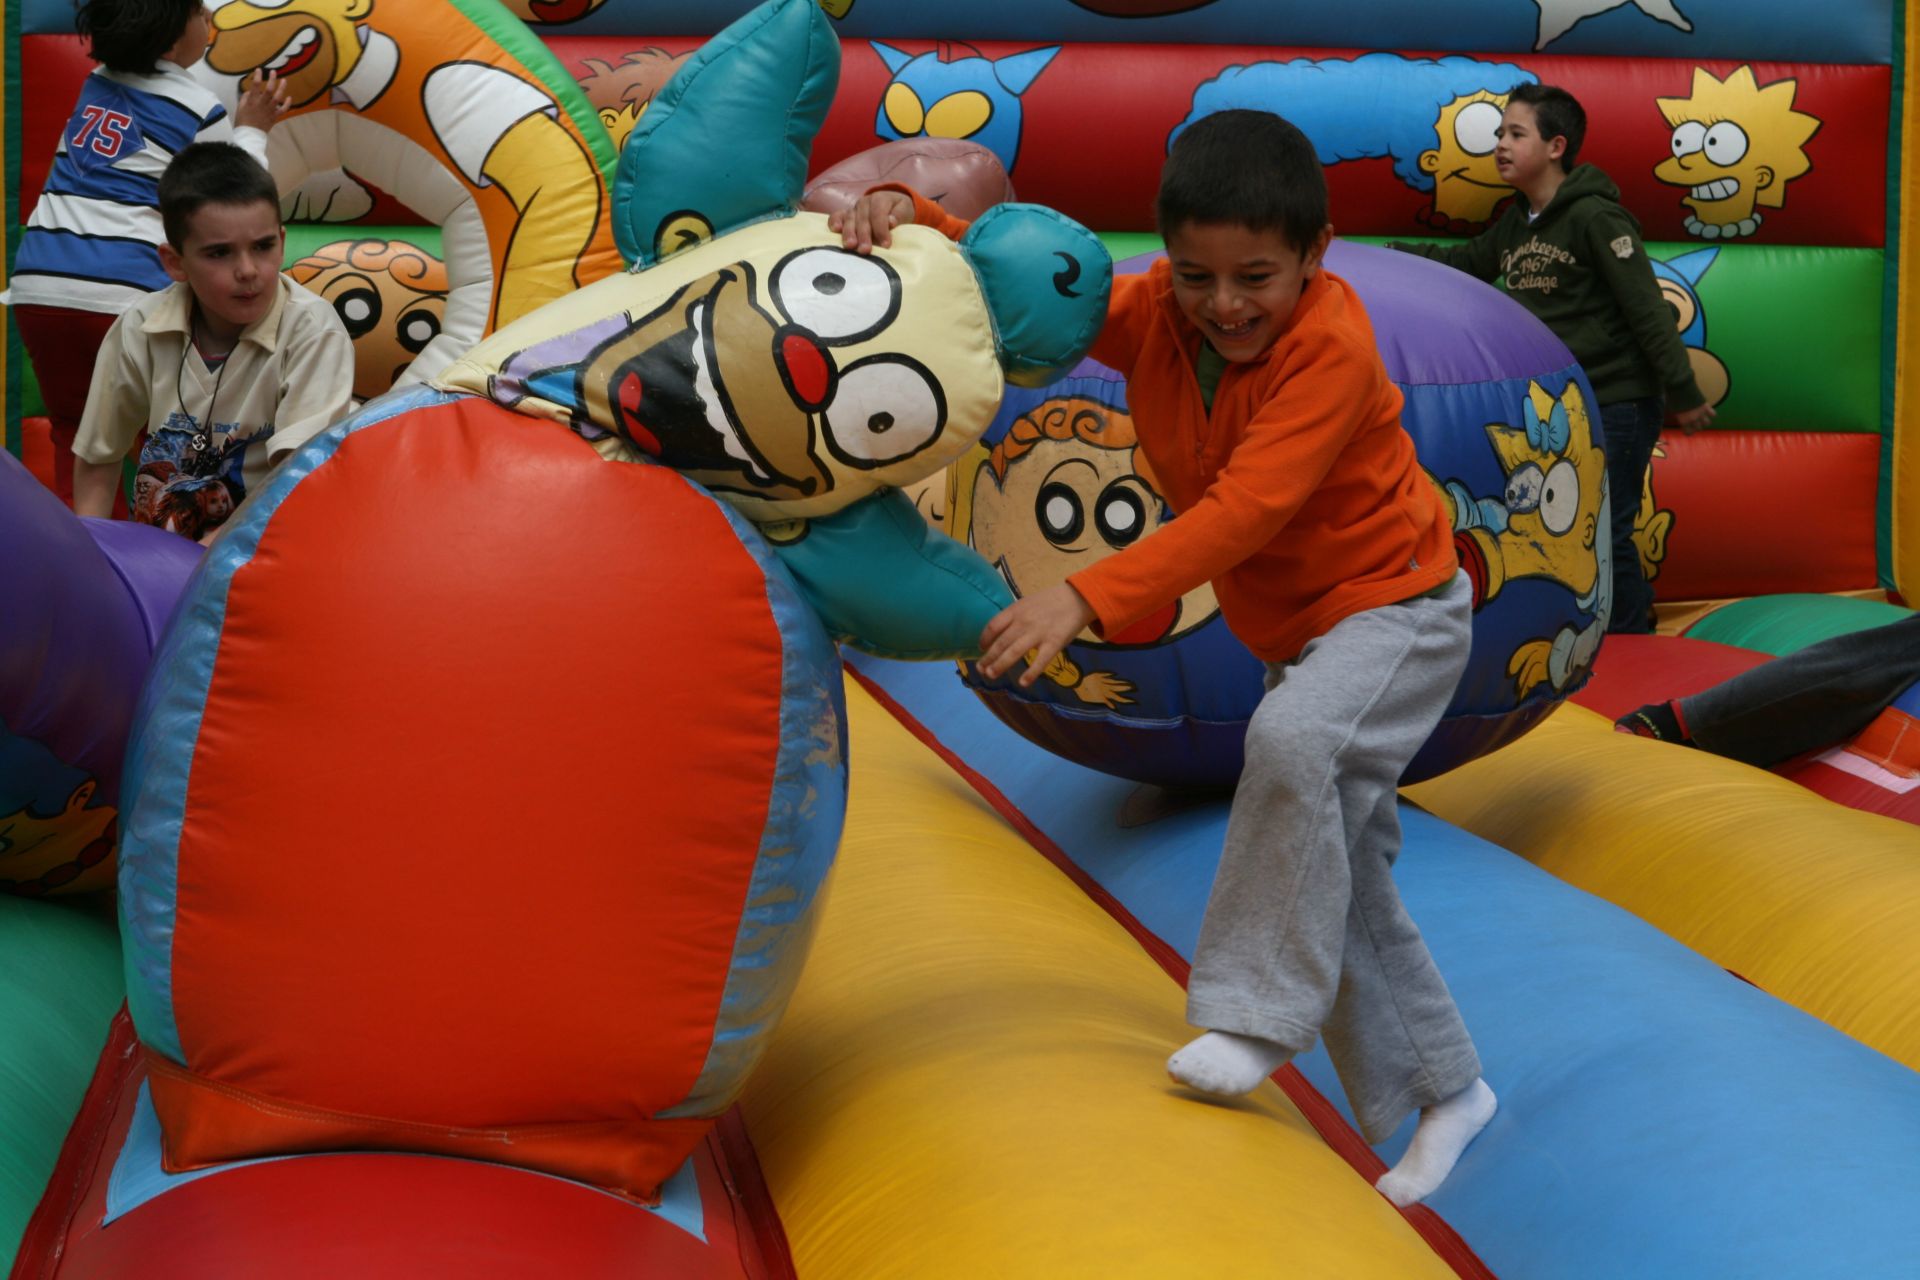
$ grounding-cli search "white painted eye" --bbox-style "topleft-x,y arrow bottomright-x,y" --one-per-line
340,294 -> 374,324
1670,121 -> 1706,157
771,248 -> 899,344
1539,460 -> 1579,535
1453,101 -> 1502,157
821,355 -> 945,469
1504,463 -> 1544,513
1702,122 -> 1749,167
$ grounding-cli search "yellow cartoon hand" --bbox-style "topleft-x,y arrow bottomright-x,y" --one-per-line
1507,640 -> 1554,699
1073,670 -> 1137,708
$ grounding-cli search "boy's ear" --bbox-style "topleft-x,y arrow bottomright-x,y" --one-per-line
158,242 -> 188,283
1303,223 -> 1335,276
1547,135 -> 1568,162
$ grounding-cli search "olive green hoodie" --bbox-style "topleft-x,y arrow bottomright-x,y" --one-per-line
1390,163 -> 1704,412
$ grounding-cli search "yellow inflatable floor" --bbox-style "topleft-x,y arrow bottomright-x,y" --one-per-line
1406,703 -> 1920,1069
738,682 -> 1453,1277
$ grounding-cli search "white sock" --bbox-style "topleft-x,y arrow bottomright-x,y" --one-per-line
1166,1030 -> 1292,1096
1375,1077 -> 1497,1207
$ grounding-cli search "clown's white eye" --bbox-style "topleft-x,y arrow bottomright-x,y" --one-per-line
1670,121 -> 1706,157
1453,101 -> 1502,157
821,355 -> 945,469
772,248 -> 899,344
1539,460 -> 1579,535
1702,122 -> 1749,167
1505,463 -> 1544,513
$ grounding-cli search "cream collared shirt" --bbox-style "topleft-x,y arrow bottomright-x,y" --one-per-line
74,274 -> 354,498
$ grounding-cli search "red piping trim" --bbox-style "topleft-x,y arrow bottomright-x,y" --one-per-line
10,1006 -> 141,1280
709,1108 -> 799,1280
849,663 -> 1498,1280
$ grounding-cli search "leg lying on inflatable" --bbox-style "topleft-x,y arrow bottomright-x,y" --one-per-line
1615,613 -> 1920,766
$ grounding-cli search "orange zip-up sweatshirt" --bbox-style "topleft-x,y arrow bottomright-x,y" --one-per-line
900,189 -> 1456,663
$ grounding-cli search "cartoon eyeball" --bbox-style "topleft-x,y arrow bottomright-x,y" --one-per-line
821,355 -> 946,469
771,248 -> 901,344
1453,99 -> 1502,156
1538,460 -> 1579,535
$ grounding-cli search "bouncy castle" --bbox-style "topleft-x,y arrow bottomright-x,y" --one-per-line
3,0 -> 1918,1275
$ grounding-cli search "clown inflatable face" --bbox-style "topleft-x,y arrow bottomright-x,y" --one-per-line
439,215 -> 1005,522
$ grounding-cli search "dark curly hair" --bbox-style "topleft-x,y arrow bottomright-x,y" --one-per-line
76,0 -> 202,76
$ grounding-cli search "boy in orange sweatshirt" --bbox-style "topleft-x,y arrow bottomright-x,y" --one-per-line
834,110 -> 1494,1206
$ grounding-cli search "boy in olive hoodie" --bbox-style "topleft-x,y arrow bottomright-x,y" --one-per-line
1391,84 -> 1712,634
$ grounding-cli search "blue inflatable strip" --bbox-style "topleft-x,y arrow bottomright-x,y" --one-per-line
849,653 -> 1920,1278
115,384 -> 452,1066
103,1083 -> 708,1240
76,0 -> 1888,63
661,481 -> 849,1120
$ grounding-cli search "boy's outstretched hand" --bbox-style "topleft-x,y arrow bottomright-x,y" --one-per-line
827,189 -> 916,255
978,584 -> 1098,687
235,69 -> 291,132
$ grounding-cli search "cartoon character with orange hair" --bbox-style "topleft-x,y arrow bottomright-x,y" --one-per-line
1654,66 -> 1821,241
578,48 -> 695,152
289,239 -> 450,401
962,394 -> 1221,708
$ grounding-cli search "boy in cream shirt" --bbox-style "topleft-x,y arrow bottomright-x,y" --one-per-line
73,142 -> 352,542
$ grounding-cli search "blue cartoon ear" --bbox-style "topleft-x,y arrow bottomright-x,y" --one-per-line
612,0 -> 839,268
1663,246 -> 1721,285
991,45 -> 1060,96
871,40 -> 913,76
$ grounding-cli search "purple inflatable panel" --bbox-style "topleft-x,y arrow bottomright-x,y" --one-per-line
80,518 -> 202,652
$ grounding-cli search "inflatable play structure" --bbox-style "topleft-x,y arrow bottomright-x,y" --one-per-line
4,0 -> 1918,1275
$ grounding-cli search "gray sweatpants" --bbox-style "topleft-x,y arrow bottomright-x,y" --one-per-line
1187,572 -> 1480,1144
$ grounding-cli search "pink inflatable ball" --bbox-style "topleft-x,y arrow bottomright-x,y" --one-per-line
802,138 -> 1014,221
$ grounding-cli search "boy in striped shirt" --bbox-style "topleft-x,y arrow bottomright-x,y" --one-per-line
7,0 -> 286,505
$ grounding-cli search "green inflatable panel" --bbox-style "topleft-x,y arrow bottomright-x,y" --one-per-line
0,896 -> 123,1270
282,225 -> 446,263
1357,238 -> 1882,434
1683,593 -> 1912,655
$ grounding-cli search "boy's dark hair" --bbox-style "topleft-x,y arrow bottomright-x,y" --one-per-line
76,0 -> 201,76
159,143 -> 281,247
1507,84 -> 1587,171
1156,110 -> 1327,255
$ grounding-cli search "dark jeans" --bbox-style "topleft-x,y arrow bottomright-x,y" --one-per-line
1599,397 -> 1664,634
1680,614 -> 1920,767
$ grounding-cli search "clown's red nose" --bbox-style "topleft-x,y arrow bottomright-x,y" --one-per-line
780,331 -> 832,409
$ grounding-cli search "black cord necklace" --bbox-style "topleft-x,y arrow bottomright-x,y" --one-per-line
176,301 -> 233,479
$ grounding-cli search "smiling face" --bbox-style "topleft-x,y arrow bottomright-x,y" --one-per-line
1164,221 -> 1330,362
449,216 -> 1005,521
1420,91 -> 1516,223
576,248 -> 952,506
968,397 -> 1218,647
1653,66 -> 1820,230
207,0 -> 372,108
